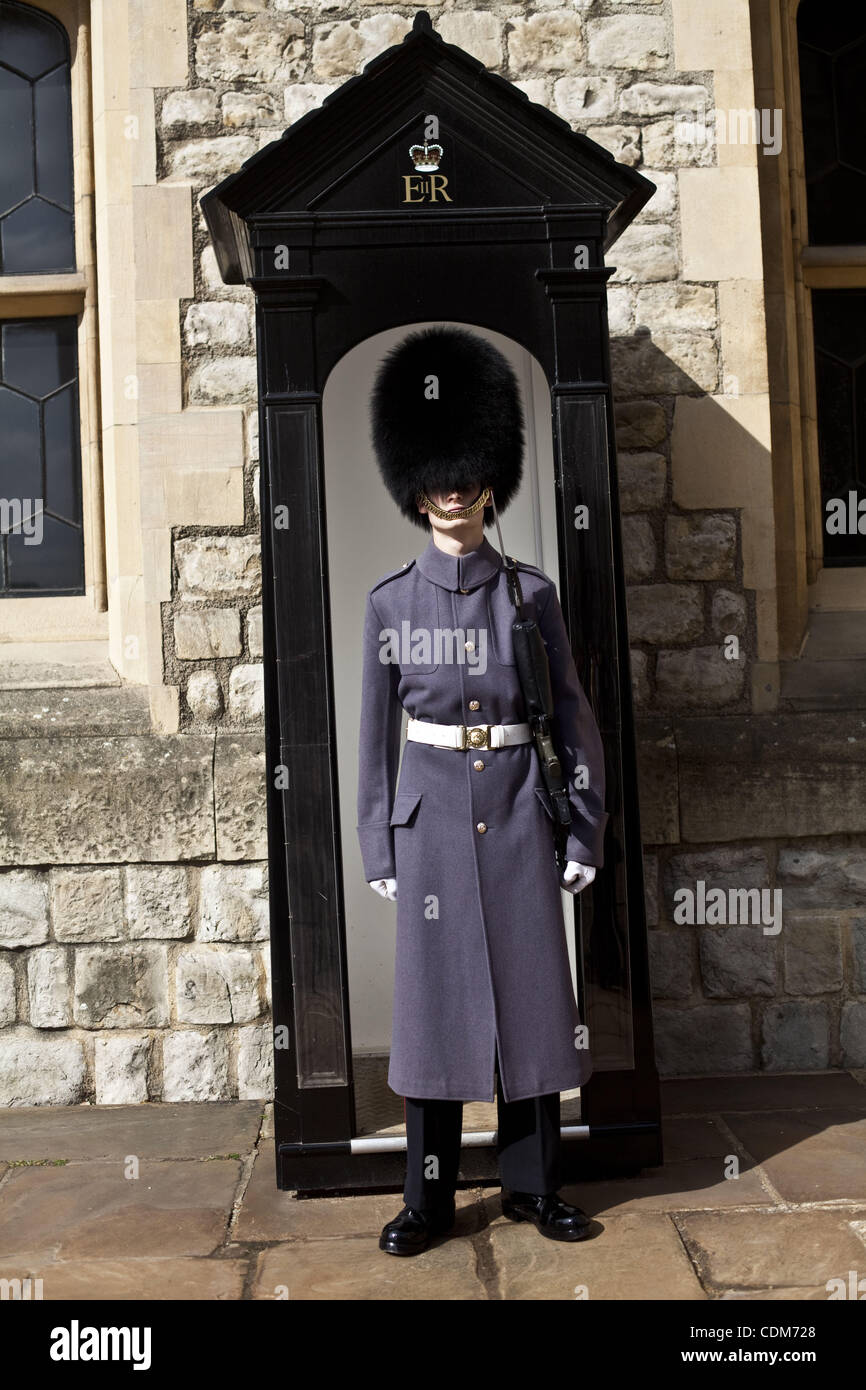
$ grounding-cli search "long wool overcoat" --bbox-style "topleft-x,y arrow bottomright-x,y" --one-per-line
356,534 -> 608,1103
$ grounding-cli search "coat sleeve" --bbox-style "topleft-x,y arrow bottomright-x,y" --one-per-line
536,578 -> 609,868
356,589 -> 404,880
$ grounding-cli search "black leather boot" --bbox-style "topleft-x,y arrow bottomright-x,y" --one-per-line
379,1200 -> 457,1256
500,1190 -> 592,1241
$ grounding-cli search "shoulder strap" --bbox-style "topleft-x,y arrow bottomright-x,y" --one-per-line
489,490 -> 524,619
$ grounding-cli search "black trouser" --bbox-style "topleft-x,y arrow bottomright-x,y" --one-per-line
402,1046 -> 561,1210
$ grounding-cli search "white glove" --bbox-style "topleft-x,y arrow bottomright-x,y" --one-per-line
368,877 -> 397,902
561,860 -> 596,894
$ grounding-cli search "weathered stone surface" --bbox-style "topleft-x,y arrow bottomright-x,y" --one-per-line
663,846 -> 771,920
13,1256 -> 248,1301
247,606 -> 263,657
0,738 -> 215,864
633,168 -> 677,220
283,83 -> 338,124
162,89 -> 218,127
188,356 -> 258,405
0,1033 -> 85,1105
609,224 -> 677,282
183,301 -> 251,350
162,1029 -> 230,1101
197,863 -> 267,943
630,648 -> 649,707
677,1209 -> 866,1292
174,608 -> 242,659
165,135 -> 257,183
761,1002 -> 830,1070
622,515 -> 656,581
93,1034 -> 151,1104
853,916 -> 866,992
606,286 -> 632,336
126,865 -> 193,940
782,913 -> 843,995
195,16 -> 305,83
626,584 -> 703,644
777,847 -> 866,909
618,451 -> 666,512
0,1157 -> 241,1257
643,852 -> 658,926
176,946 -> 262,1024
200,244 -> 250,298
0,685 -> 151,738
0,954 -> 15,1025
553,75 -> 615,121
221,90 -> 279,127
615,400 -> 667,450
175,536 -> 261,600
636,282 -> 716,332
634,720 -> 679,844
587,15 -> 668,69
584,124 -> 640,166
656,646 -> 745,708
27,947 -> 70,1027
711,588 -> 747,637
699,927 -> 778,998
620,83 -> 710,117
654,1003 -> 753,1074
254,1234 -> 485,1300
186,671 -> 223,722
0,1099 -> 264,1159
74,946 -> 169,1028
214,735 -> 267,860
665,514 -> 736,580
312,15 -> 410,80
228,663 -> 264,722
0,871 -> 49,946
237,1022 -> 273,1099
841,1002 -> 866,1067
611,330 -> 719,395
51,867 -> 124,942
648,931 -> 693,999
437,10 -> 501,67
641,114 -> 717,168
508,11 -> 584,71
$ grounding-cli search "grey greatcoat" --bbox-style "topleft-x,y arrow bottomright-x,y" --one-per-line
356,534 -> 608,1103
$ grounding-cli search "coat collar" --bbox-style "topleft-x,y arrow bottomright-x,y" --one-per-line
415,535 -> 503,591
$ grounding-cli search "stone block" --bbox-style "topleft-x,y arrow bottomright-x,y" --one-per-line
665,514 -> 736,580
94,1034 -> 151,1104
186,671 -> 223,722
51,867 -> 125,942
0,1033 -> 86,1105
635,719 -> 679,844
626,584 -> 703,644
622,515 -> 656,581
175,536 -> 261,600
587,15 -> 668,69
653,1003 -> 753,1074
176,946 -> 262,1024
162,89 -> 218,126
0,871 -> 49,946
183,301 -> 251,350
174,609 -> 242,659
648,931 -> 693,999
656,646 -> 745,709
126,865 -> 193,940
0,954 -> 15,1025
27,946 -> 71,1027
782,913 -> 843,995
760,1002 -> 830,1070
162,1028 -> 230,1101
508,11 -> 584,72
618,451 -> 666,512
698,927 -> 778,997
228,664 -> 264,722
237,1022 -> 274,1099
615,399 -> 667,450
198,863 -> 269,942
215,735 -> 267,861
195,15 -> 305,83
74,945 -> 169,1028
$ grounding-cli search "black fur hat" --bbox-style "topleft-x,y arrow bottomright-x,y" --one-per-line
369,325 -> 524,529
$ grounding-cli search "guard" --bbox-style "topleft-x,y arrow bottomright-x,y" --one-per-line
356,326 -> 609,1255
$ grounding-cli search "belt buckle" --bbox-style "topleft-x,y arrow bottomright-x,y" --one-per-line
463,724 -> 490,750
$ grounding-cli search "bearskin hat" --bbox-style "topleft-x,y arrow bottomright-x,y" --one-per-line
369,325 -> 524,530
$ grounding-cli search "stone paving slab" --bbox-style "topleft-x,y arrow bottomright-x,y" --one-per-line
0,1158 -> 241,1259
0,1102 -> 264,1161
253,1234 -> 486,1300
661,1073 -> 866,1114
557,1157 -> 770,1215
0,1256 -> 249,1300
235,1149 -> 482,1242
660,1116 -> 738,1161
721,1108 -> 866,1203
488,1211 -> 707,1300
676,1208 -> 866,1296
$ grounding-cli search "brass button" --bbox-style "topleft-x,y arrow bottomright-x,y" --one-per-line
459,587 -> 470,594
476,821 -> 487,833
464,640 -> 474,652
468,700 -> 480,711
473,760 -> 484,771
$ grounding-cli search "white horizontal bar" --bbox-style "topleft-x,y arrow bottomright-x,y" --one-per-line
349,1124 -> 589,1155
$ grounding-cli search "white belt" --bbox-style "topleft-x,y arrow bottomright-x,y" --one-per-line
406,717 -> 532,751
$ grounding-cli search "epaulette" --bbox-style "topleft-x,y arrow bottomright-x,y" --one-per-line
369,558 -> 416,595
507,555 -> 552,584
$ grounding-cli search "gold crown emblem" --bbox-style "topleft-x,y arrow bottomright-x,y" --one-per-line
409,141 -> 443,172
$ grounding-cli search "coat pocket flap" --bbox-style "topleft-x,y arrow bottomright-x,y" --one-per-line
534,786 -> 554,819
389,791 -> 423,826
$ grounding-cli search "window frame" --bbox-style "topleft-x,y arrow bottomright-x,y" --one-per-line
0,0 -> 106,638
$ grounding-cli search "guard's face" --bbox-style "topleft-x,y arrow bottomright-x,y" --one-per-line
416,481 -> 490,533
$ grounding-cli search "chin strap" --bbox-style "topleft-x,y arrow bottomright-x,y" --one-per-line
417,486 -> 491,521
